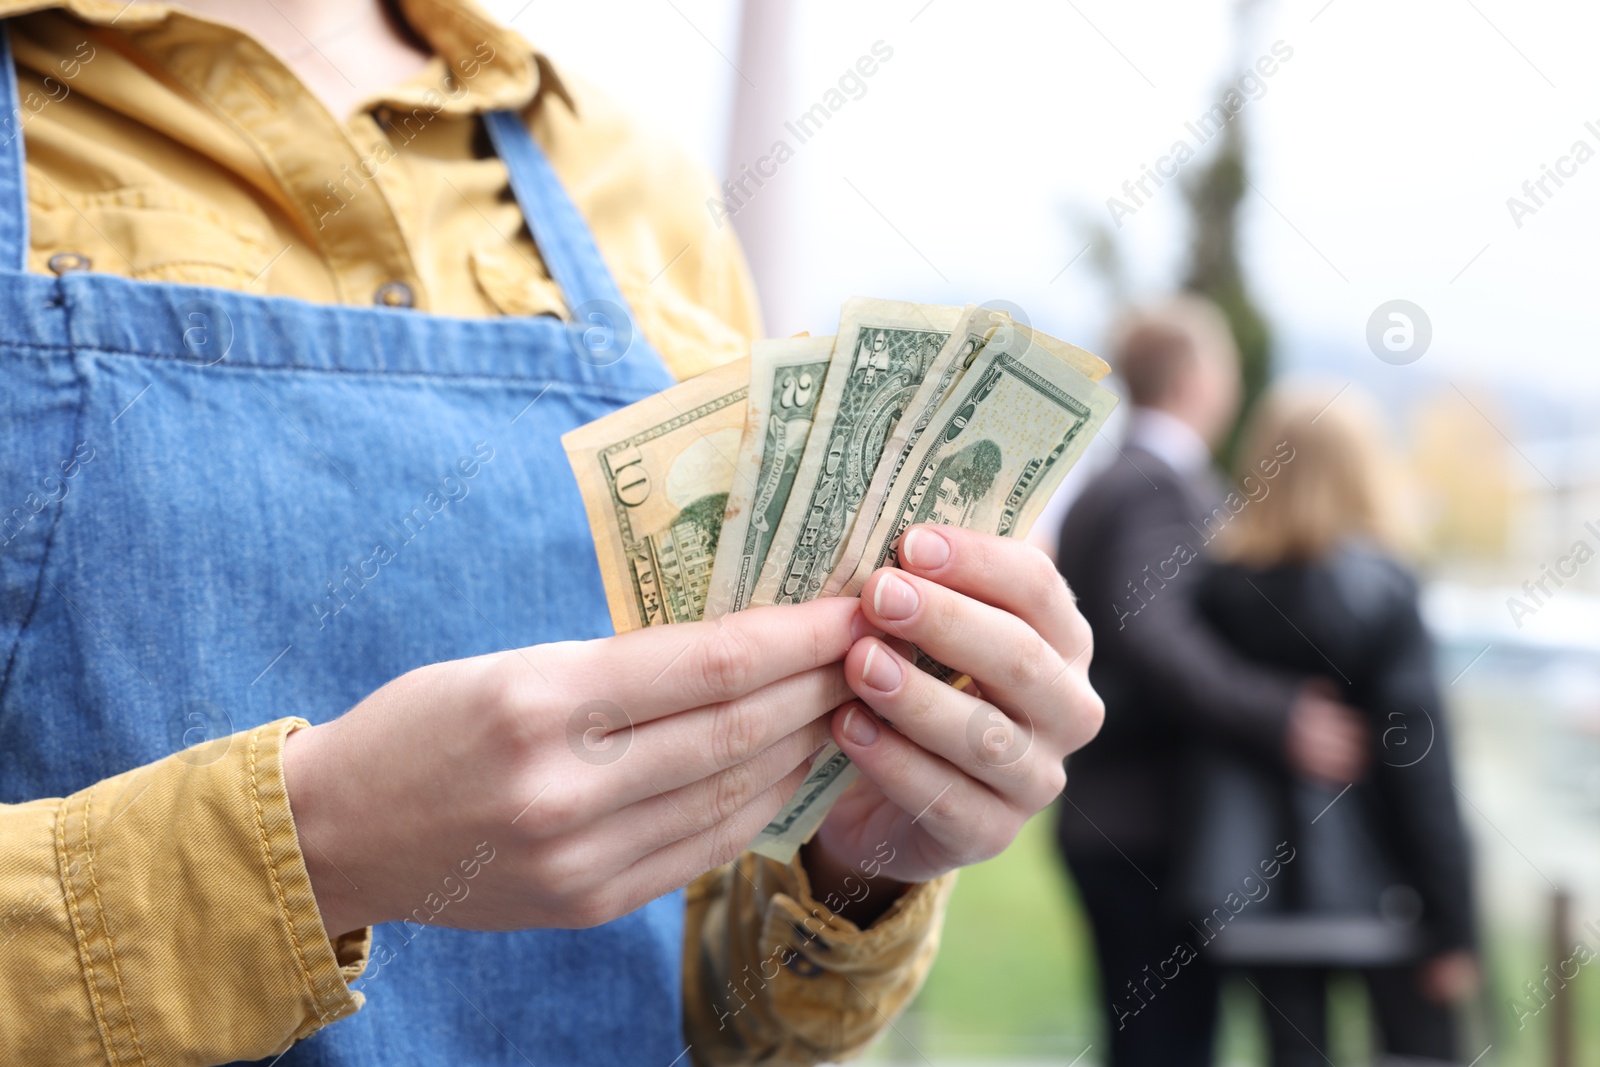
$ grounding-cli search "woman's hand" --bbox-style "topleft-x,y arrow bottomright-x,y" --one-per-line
809,525 -> 1104,899
1417,949 -> 1480,1004
1285,683 -> 1370,786
283,598 -> 873,936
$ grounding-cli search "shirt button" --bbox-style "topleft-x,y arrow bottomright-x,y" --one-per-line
374,281 -> 415,308
47,251 -> 91,274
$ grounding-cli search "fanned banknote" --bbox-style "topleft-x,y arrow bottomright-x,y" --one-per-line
750,324 -> 1118,860
705,336 -> 835,619
749,299 -> 964,607
819,305 -> 1001,597
562,358 -> 748,633
840,322 -> 1115,593
564,299 -> 1117,864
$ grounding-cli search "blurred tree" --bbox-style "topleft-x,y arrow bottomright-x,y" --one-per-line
1180,0 -> 1273,468
1072,0 -> 1277,468
1180,110 -> 1271,468
1069,207 -> 1131,310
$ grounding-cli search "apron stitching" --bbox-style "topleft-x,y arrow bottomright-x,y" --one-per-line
0,339 -> 661,395
0,341 -> 89,704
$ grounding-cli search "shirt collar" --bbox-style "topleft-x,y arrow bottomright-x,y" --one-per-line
0,0 -> 556,115
1125,406 -> 1212,475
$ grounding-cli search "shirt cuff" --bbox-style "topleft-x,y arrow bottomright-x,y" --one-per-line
724,851 -> 955,1061
772,849 -> 955,965
48,716 -> 368,1063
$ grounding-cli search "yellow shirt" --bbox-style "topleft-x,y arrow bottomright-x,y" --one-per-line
0,1 -> 953,1064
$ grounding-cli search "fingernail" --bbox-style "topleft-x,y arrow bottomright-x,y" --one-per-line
872,572 -> 918,621
848,608 -> 880,643
902,527 -> 950,569
859,641 -> 903,692
842,705 -> 880,747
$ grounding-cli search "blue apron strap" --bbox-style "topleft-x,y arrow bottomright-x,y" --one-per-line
483,109 -> 632,316
0,22 -> 28,272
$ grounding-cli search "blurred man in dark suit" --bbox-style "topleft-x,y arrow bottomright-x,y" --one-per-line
1054,297 -> 1368,1066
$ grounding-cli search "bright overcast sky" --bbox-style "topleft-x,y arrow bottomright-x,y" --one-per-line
491,0 -> 1600,417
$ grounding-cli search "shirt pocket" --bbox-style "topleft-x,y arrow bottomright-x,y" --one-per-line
27,180 -> 272,288
616,268 -> 749,382
470,238 -> 565,318
472,236 -> 748,382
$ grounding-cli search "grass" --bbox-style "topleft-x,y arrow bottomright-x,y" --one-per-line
868,812 -> 1097,1061
860,810 -> 1600,1065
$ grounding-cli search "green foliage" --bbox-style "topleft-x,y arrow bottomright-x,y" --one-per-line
1179,116 -> 1271,471
907,814 -> 1099,1058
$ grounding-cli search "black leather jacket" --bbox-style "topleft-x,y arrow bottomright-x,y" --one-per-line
1189,542 -> 1477,954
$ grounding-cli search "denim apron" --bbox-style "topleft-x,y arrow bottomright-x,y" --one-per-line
0,26 -> 686,1066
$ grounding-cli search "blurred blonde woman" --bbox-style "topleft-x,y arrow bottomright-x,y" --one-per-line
1177,383 -> 1479,1067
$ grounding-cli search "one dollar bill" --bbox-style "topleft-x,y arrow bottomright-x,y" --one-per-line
840,322 -> 1117,593
820,304 -> 1002,597
752,325 -> 1118,860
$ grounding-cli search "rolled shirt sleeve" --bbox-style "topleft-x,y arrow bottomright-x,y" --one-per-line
684,852 -> 956,1066
0,717 -> 367,1065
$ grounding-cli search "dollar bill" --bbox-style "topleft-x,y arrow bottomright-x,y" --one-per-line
562,358 -> 749,633
839,323 -> 1117,595
819,305 -> 1003,597
745,748 -> 860,863
1007,319 -> 1112,383
748,299 -> 965,608
820,312 -> 1112,598
563,303 -> 1117,864
751,327 -> 1119,861
704,336 -> 835,618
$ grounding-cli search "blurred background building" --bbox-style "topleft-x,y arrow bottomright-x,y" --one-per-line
500,1 -> 1600,1061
